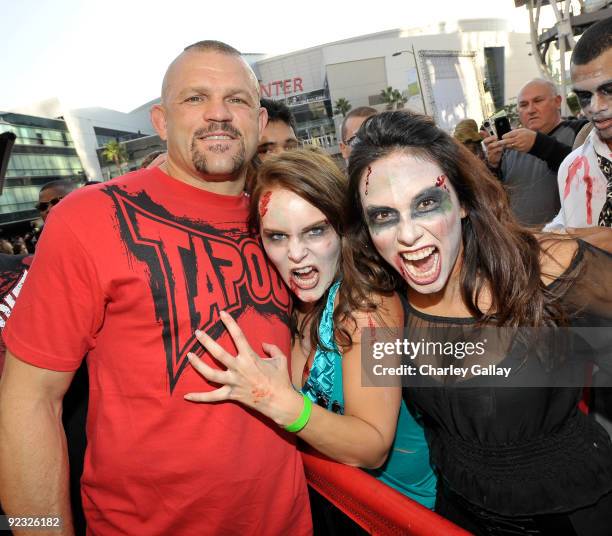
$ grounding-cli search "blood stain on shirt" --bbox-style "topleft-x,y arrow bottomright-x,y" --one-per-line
564,156 -> 593,225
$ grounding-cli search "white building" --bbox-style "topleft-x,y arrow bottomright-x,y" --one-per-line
10,98 -> 156,181
0,99 -> 156,226
254,18 -> 540,149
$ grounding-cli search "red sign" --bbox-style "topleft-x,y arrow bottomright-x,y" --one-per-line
260,77 -> 304,98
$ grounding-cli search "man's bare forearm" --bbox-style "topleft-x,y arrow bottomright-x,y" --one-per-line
0,355 -> 75,535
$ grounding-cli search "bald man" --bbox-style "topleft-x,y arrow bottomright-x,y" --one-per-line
484,79 -> 586,226
0,41 -> 311,536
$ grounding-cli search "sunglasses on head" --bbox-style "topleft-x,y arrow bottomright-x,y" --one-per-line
35,196 -> 64,212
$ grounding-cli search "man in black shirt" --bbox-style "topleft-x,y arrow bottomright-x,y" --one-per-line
484,79 -> 586,226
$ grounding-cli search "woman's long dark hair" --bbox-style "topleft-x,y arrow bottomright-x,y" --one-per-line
250,148 -> 392,352
346,111 -> 575,327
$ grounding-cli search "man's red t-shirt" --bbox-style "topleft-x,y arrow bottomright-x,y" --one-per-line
4,168 -> 311,536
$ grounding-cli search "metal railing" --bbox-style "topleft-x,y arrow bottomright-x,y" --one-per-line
302,134 -> 337,148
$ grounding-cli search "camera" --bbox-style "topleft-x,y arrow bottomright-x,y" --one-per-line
482,120 -> 495,137
482,113 -> 512,140
494,116 -> 512,140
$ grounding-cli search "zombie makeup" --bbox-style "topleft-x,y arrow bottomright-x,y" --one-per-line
411,185 -> 454,219
260,187 -> 341,303
574,82 -> 612,109
364,185 -> 453,231
259,191 -> 272,218
571,49 -> 612,142
359,152 -> 464,295
365,205 -> 400,237
435,174 -> 449,192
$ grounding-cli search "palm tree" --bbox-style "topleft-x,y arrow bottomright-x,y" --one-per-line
381,87 -> 396,110
102,140 -> 128,177
392,89 -> 408,110
334,98 -> 352,117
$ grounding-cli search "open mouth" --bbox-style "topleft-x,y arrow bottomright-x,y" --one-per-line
399,246 -> 441,285
290,266 -> 320,290
198,134 -> 236,142
594,118 -> 612,130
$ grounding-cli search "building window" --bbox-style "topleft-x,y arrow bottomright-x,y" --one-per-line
484,47 -> 505,111
6,153 -> 83,178
35,133 -> 44,145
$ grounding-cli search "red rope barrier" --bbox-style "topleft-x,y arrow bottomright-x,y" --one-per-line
578,363 -> 593,415
301,447 -> 472,536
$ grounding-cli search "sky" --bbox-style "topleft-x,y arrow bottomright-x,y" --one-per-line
1,0 -> 536,113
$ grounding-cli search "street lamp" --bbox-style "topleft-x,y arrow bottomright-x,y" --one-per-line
392,45 -> 427,114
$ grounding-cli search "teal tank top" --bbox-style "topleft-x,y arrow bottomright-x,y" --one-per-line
300,281 -> 437,509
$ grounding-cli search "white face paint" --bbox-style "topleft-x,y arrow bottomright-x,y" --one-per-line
359,152 -> 465,296
571,48 -> 612,146
259,187 -> 341,303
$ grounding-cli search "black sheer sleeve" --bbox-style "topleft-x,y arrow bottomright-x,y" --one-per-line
561,239 -> 612,321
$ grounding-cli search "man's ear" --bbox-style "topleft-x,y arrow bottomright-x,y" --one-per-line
339,142 -> 349,161
258,106 -> 269,139
151,104 -> 168,140
554,94 -> 562,110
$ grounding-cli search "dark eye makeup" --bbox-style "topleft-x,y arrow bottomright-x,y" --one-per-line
365,206 -> 400,228
573,82 -> 612,107
364,183 -> 452,230
411,187 -> 448,217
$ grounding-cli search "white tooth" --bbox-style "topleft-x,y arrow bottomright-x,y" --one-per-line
204,135 -> 232,140
404,251 -> 439,279
402,246 -> 435,261
294,267 -> 313,275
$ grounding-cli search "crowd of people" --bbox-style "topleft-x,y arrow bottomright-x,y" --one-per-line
0,15 -> 610,536
0,234 -> 32,255
0,179 -> 81,256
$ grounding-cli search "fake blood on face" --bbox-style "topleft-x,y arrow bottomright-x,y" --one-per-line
365,166 -> 372,196
435,174 -> 449,191
259,191 -> 272,218
289,279 -> 300,298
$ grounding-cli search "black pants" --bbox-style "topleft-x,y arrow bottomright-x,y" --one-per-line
436,483 -> 612,536
62,362 -> 89,536
308,487 -> 368,536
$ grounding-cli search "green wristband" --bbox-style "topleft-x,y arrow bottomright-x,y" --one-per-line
284,394 -> 312,433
